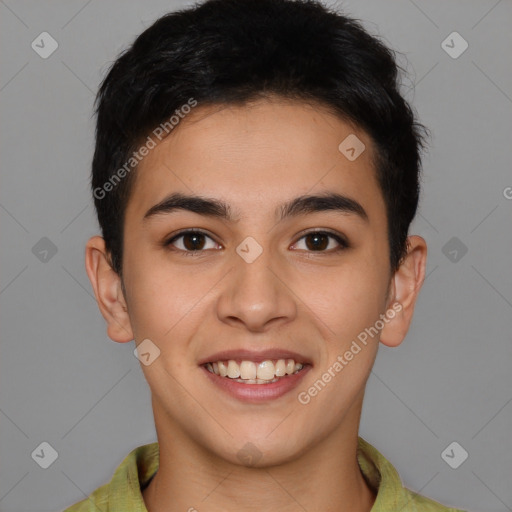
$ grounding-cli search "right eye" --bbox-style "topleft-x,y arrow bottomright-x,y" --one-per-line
164,230 -> 221,255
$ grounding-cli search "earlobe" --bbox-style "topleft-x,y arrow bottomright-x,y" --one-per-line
379,235 -> 427,348
84,236 -> 134,343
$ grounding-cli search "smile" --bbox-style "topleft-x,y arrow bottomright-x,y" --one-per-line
201,357 -> 312,402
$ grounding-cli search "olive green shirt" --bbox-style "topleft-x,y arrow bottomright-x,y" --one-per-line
63,437 -> 465,511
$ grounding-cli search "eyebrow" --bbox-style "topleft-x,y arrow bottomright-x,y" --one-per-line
143,191 -> 369,224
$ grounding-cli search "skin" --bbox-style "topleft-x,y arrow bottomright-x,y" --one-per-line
85,96 -> 427,512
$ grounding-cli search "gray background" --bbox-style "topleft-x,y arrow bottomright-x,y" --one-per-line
1,0 -> 511,511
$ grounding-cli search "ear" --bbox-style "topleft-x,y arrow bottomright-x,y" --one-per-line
379,235 -> 427,348
84,236 -> 134,343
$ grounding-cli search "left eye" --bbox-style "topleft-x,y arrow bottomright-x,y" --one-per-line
292,231 -> 348,252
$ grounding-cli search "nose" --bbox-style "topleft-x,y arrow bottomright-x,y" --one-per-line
216,241 -> 297,333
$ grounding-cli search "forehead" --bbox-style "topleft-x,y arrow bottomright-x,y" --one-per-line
124,98 -> 385,225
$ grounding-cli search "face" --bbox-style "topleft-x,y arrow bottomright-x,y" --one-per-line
115,98 -> 396,464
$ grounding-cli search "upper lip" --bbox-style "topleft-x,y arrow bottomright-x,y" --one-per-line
198,348 -> 312,366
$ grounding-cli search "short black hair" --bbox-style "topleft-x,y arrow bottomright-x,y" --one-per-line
91,0 -> 428,278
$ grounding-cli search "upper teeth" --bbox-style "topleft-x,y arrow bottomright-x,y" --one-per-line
205,359 -> 304,381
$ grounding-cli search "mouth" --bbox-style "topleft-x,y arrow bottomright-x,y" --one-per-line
199,351 -> 312,402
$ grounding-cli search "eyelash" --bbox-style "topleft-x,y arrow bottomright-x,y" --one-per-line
163,229 -> 349,257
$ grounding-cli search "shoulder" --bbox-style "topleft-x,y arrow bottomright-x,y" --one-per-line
61,442 -> 159,512
357,437 -> 466,512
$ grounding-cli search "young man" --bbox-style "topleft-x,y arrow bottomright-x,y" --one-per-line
65,0 -> 465,510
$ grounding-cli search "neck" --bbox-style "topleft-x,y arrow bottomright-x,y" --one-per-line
143,398 -> 376,512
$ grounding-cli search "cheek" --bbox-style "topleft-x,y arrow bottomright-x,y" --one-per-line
122,248 -> 177,339
295,257 -> 388,343
123,249 -> 218,345
295,265 -> 385,422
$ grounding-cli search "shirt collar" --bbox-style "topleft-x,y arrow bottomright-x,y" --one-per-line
356,436 -> 418,511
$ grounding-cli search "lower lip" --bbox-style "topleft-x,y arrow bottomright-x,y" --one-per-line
201,365 -> 312,403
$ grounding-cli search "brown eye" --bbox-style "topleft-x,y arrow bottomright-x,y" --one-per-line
305,232 -> 329,251
181,232 -> 206,251
165,230 -> 219,253
293,230 -> 348,253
